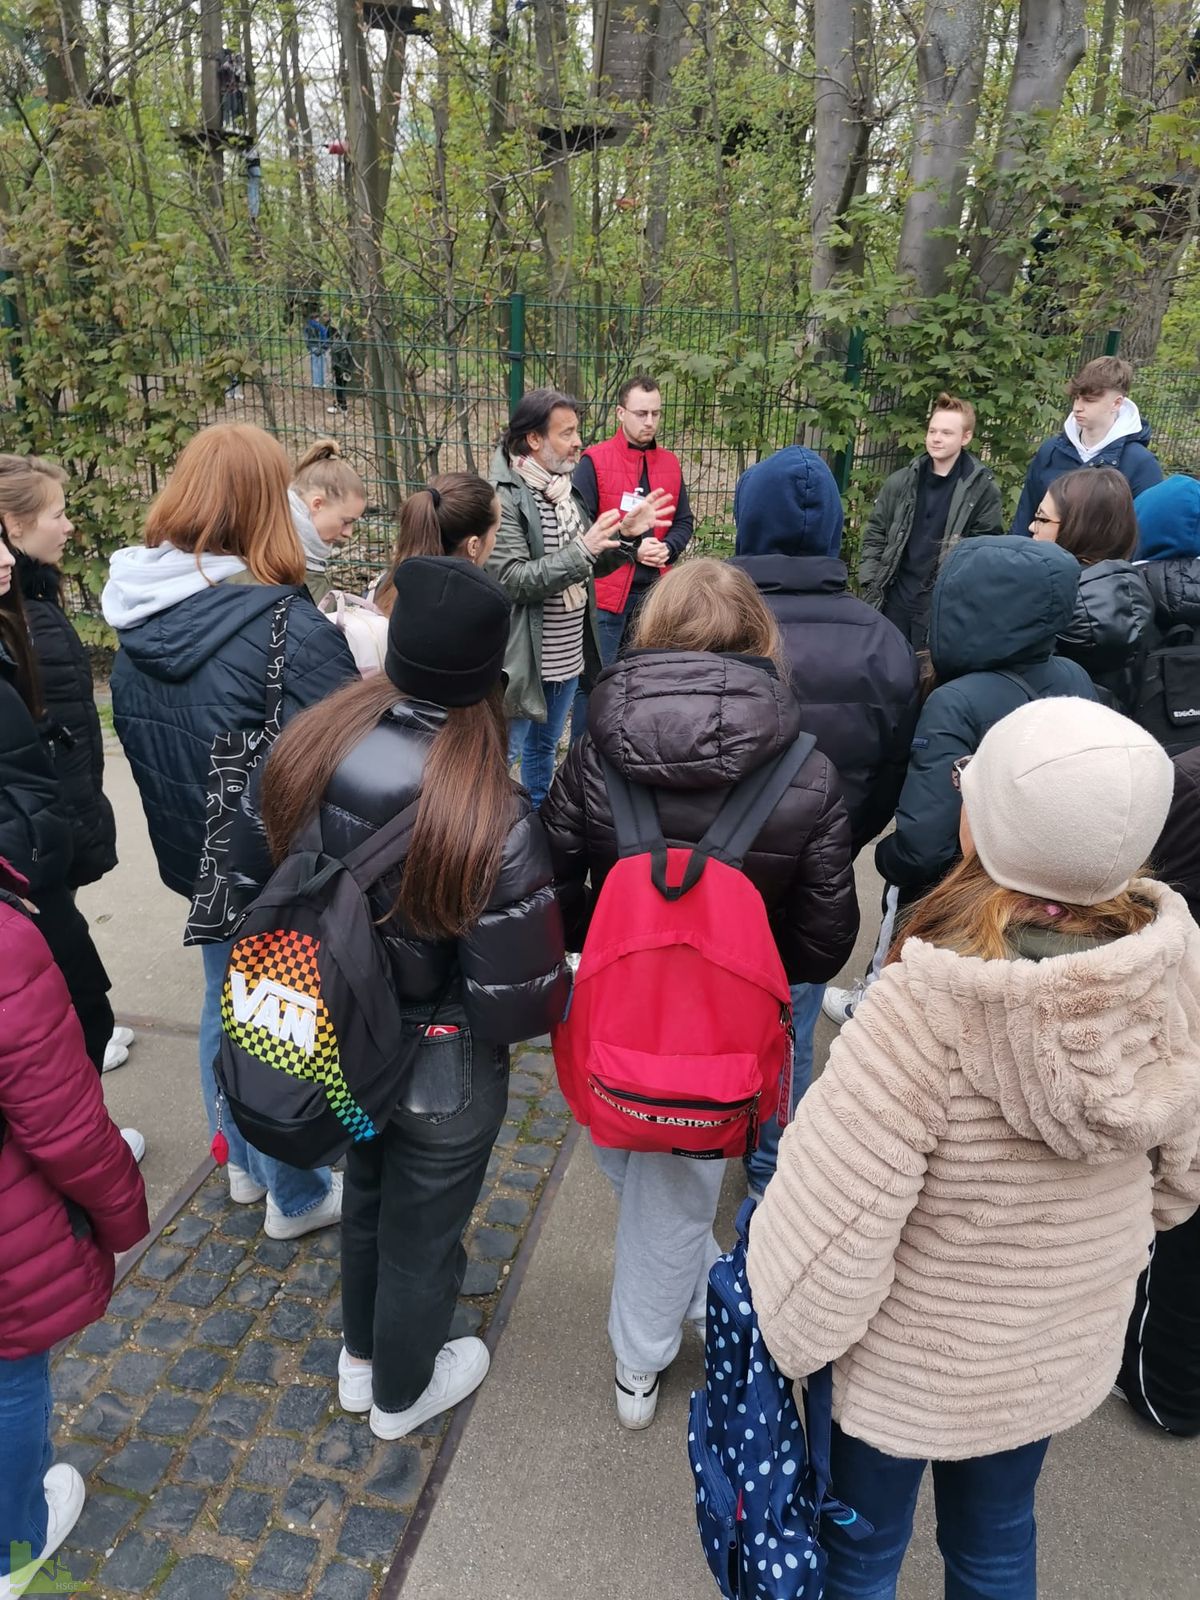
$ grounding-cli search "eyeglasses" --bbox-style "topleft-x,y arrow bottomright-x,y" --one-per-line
950,755 -> 972,791
1030,512 -> 1060,528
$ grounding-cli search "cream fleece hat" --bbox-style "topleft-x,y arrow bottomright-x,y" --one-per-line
959,697 -> 1175,905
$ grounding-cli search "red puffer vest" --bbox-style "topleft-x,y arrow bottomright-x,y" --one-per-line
0,859 -> 148,1357
587,430 -> 683,614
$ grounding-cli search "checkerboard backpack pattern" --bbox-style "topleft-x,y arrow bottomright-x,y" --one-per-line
689,1201 -> 871,1599
214,799 -> 430,1168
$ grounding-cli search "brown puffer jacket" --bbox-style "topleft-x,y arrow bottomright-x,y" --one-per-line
540,649 -> 859,983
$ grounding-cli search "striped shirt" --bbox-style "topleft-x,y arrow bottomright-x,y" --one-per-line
532,489 -> 593,682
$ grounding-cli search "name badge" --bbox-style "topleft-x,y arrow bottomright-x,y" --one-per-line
619,490 -> 646,514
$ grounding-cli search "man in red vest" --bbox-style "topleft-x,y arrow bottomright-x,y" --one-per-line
573,373 -> 694,668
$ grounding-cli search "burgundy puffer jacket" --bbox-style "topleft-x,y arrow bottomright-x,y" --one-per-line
541,649 -> 859,982
0,860 -> 148,1357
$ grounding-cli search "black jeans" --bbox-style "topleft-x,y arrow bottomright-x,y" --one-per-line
36,887 -> 115,1076
341,1024 -> 509,1412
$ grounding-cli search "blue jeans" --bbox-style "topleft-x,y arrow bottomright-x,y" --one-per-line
507,676 -> 578,809
823,1424 -> 1050,1599
744,981 -> 824,1194
309,350 -> 327,387
0,1352 -> 53,1574
199,941 -> 333,1217
571,609 -> 628,744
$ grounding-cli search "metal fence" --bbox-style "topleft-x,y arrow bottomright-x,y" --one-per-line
2,280 -> 1198,600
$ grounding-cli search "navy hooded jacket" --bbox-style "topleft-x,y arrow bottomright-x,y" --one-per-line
1009,412 -> 1162,537
875,536 -> 1097,898
731,447 -> 920,854
108,579 -> 356,898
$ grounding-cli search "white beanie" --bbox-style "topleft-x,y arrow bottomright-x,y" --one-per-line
958,698 -> 1175,905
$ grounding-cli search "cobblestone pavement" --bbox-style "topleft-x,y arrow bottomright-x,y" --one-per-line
49,1046 -> 569,1599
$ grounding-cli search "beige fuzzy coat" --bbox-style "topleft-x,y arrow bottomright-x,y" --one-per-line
747,883 -> 1200,1461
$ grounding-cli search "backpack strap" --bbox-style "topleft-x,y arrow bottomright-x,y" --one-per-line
340,797 -> 424,888
602,758 -> 666,859
699,734 -> 817,869
993,668 -> 1036,703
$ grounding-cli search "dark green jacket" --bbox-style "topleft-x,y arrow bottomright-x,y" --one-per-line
857,452 -> 1004,608
487,447 -> 619,723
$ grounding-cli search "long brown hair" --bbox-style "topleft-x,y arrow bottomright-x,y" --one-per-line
0,531 -> 42,716
146,423 -> 305,585
260,677 -> 514,940
0,453 -> 68,534
375,474 -> 499,616
888,851 -> 1156,965
632,557 -> 788,674
1048,466 -> 1138,566
292,439 -> 366,504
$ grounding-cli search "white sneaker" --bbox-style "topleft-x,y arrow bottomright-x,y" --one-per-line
821,981 -> 867,1026
103,1041 -> 129,1073
326,405 -> 341,414
121,1128 -> 146,1164
264,1170 -> 343,1240
228,1164 -> 267,1205
338,1346 -> 373,1413
109,1025 -> 135,1051
2,1464 -> 86,1598
369,1338 -> 490,1440
615,1360 -> 660,1430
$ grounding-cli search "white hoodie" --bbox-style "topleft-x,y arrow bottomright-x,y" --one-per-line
1064,397 -> 1145,464
101,544 -> 247,630
289,487 -> 329,576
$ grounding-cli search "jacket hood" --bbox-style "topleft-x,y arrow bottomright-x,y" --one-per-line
733,447 -> 844,558
1135,474 -> 1200,561
108,575 -> 297,683
1063,398 -> 1148,464
929,535 -> 1081,678
895,882 -> 1200,1161
587,649 -> 802,790
14,551 -> 62,603
729,553 -> 849,598
290,487 -> 329,575
102,543 -> 248,630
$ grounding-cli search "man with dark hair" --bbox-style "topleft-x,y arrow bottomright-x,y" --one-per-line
488,386 -> 671,806
858,392 -> 1003,650
573,374 -> 694,668
1009,355 -> 1163,536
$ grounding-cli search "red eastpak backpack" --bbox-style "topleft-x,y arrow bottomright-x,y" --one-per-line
552,737 -> 814,1160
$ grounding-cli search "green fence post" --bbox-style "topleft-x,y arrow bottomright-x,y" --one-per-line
0,266 -> 25,413
1104,329 -> 1122,357
507,291 -> 526,413
832,327 -> 866,495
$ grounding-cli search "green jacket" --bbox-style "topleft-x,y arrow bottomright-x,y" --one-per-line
857,452 -> 1004,608
486,446 -> 619,722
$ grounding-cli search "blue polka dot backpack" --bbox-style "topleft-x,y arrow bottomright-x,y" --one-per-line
688,1200 -> 871,1598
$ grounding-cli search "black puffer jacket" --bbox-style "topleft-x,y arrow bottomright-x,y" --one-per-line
17,555 -> 117,887
0,643 -> 74,895
1154,745 -> 1200,925
1142,554 -> 1200,633
1055,558 -> 1153,712
238,700 -> 568,1044
729,555 -> 919,854
876,536 -> 1097,900
540,650 -> 859,983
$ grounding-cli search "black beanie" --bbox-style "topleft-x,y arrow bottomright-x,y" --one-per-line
385,556 -> 512,707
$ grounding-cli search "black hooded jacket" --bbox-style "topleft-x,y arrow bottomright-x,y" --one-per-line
540,649 -> 859,984
0,642 -> 74,895
16,554 -> 117,887
876,536 -> 1098,898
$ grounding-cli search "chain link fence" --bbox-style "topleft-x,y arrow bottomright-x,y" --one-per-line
1,279 -> 1197,605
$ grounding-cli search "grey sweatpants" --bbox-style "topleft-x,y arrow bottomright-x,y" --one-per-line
591,1141 -> 725,1374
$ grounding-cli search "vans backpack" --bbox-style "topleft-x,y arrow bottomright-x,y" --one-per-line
551,738 -> 813,1160
690,1200 -> 870,1599
1134,623 -> 1200,754
214,800 -> 438,1168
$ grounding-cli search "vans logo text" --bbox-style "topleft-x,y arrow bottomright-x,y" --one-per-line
229,972 -> 317,1055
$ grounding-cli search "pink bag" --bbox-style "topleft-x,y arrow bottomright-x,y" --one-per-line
318,590 -> 389,677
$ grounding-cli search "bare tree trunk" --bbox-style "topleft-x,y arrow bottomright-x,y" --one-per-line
809,0 -> 873,297
1114,0 -> 1200,361
973,0 -> 1087,301
1090,0 -> 1121,115
894,0 -> 988,305
432,0 -> 475,472
643,0 -> 691,304
702,5 -> 741,315
532,0 -> 575,301
126,4 -> 159,232
485,0 -> 514,291
283,3 -> 321,243
198,0 -> 224,214
240,1 -> 258,144
39,0 -> 89,105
